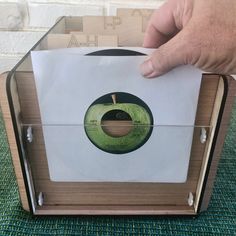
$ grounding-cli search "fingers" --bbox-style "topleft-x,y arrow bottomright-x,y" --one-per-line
140,30 -> 193,77
142,0 -> 195,77
143,0 -> 182,48
143,24 -> 169,48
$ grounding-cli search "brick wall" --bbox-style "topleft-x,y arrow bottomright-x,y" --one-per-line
0,0 -> 165,73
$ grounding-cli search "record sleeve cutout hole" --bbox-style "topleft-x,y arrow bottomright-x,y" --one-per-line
84,92 -> 154,154
101,109 -> 133,137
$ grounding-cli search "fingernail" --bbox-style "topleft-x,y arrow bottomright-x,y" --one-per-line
140,58 -> 154,77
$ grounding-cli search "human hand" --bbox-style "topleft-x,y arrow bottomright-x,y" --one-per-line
140,0 -> 236,78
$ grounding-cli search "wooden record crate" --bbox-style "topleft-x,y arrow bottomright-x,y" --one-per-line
0,12 -> 235,215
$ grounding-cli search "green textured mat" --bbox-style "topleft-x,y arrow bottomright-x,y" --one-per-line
0,101 -> 235,236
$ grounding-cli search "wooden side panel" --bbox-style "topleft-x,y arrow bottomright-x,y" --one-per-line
117,8 -> 154,32
2,72 -> 235,215
35,205 -> 194,216
47,34 -> 118,49
200,76 -> 236,211
0,73 -> 30,212
12,72 -> 219,213
82,16 -> 144,46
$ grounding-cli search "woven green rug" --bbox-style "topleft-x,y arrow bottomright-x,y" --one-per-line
0,101 -> 235,236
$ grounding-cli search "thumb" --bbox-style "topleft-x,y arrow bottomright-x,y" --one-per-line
140,32 -> 193,78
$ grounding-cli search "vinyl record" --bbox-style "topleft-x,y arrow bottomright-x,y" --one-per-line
84,92 -> 153,154
84,49 -> 152,154
86,48 -> 146,56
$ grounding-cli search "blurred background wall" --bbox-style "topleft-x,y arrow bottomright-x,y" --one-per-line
0,0 -> 165,73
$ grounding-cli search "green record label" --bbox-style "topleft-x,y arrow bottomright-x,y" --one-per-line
84,92 -> 153,154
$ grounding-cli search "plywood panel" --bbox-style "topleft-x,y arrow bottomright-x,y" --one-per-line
13,72 -> 220,208
117,8 -> 154,32
47,34 -> 118,49
83,16 -> 143,46
0,73 -> 30,211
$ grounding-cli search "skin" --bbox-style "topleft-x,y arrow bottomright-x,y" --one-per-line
140,0 -> 236,78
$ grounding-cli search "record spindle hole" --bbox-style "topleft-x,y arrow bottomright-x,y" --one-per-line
101,109 -> 133,137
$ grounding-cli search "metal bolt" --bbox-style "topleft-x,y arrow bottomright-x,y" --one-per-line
38,192 -> 44,206
200,127 -> 207,144
26,126 -> 33,143
188,192 -> 194,206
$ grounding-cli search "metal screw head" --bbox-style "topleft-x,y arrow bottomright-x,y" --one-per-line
38,192 -> 44,206
188,192 -> 194,206
200,128 -> 207,144
27,126 -> 33,143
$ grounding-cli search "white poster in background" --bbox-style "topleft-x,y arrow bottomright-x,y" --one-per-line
31,48 -> 202,183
